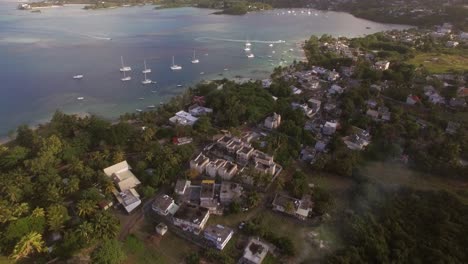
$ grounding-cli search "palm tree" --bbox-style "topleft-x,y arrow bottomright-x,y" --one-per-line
76,221 -> 94,243
10,232 -> 46,261
101,179 -> 115,196
76,200 -> 97,218
92,212 -> 120,239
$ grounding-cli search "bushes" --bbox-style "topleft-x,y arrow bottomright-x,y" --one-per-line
327,189 -> 468,263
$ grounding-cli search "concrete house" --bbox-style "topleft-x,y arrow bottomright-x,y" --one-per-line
237,146 -> 255,163
272,193 -> 313,220
189,105 -> 213,116
190,153 -> 210,174
103,161 -> 141,192
103,161 -> 142,213
254,162 -> 277,176
343,127 -> 371,150
406,94 -> 420,105
174,179 -> 191,196
218,161 -> 238,180
172,203 -> 210,235
220,182 -> 243,204
322,121 -> 338,135
152,194 -> 177,216
239,238 -> 270,264
374,61 -> 390,71
264,113 -> 281,130
226,138 -> 245,154
204,225 -> 234,250
200,180 -> 218,212
206,159 -> 227,178
169,110 -> 198,126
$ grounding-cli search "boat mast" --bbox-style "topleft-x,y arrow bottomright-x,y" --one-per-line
121,56 -> 124,68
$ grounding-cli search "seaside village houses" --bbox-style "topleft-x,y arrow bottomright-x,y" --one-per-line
103,161 -> 142,213
149,133 -> 285,252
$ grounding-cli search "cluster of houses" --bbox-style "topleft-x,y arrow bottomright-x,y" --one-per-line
169,103 -> 213,126
191,135 -> 282,185
152,183 -> 280,263
103,161 -> 142,214
269,57 -> 375,164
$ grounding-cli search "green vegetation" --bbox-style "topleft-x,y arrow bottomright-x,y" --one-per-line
155,0 -> 272,15
323,0 -> 468,30
408,53 -> 468,73
327,189 -> 468,263
92,239 -> 126,264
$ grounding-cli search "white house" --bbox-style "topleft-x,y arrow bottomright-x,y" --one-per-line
190,153 -> 210,174
374,61 -> 390,71
104,161 -> 142,213
174,179 -> 191,195
239,238 -> 270,264
264,113 -> 281,130
328,84 -> 344,95
172,203 -> 210,235
218,161 -> 238,180
204,225 -> 234,250
169,111 -> 198,126
152,194 -> 177,216
206,159 -> 227,178
322,121 -> 338,135
188,105 -> 213,116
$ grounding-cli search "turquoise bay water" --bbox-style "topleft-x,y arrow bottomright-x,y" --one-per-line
0,3 -> 411,136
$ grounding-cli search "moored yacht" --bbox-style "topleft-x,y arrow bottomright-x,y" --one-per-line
73,75 -> 83,79
170,56 -> 182,70
191,49 -> 200,64
142,60 -> 152,84
247,54 -> 255,58
121,71 -> 131,82
142,60 -> 151,74
120,56 -> 131,72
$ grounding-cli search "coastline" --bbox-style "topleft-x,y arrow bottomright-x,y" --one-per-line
1,5 -> 412,138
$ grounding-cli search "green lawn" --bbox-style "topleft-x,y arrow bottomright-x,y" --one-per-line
123,221 -> 199,264
408,53 -> 468,73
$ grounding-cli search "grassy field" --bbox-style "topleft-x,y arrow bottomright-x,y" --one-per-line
123,221 -> 199,264
408,53 -> 468,73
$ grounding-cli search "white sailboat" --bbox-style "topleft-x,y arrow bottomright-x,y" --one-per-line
73,75 -> 83,79
142,60 -> 151,74
247,53 -> 255,58
244,47 -> 251,51
141,61 -> 152,84
121,70 -> 131,82
245,41 -> 252,47
191,49 -> 200,64
120,56 -> 131,72
170,56 -> 182,70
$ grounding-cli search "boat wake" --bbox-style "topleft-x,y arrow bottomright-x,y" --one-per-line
195,37 -> 286,44
80,34 -> 112,41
